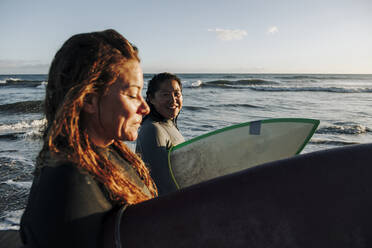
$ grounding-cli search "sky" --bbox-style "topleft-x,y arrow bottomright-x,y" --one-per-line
0,0 -> 371,74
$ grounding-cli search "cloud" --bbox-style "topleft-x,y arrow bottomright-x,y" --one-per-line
267,26 -> 279,35
208,28 -> 247,41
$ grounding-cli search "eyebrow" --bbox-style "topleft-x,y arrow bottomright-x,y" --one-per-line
122,83 -> 142,90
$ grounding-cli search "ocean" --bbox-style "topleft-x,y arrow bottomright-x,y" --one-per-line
1,73 -> 372,230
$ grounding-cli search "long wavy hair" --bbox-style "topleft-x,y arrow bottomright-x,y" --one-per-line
36,29 -> 157,204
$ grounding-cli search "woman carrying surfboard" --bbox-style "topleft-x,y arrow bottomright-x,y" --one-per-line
136,72 -> 184,196
20,29 -> 157,248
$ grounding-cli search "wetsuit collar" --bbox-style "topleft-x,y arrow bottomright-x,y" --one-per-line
145,108 -> 179,129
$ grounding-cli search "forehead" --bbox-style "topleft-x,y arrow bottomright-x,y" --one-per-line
115,60 -> 144,88
157,79 -> 181,91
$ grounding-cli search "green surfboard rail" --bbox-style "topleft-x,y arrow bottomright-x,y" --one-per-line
168,118 -> 320,189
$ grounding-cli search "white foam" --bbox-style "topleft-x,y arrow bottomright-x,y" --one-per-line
0,153 -> 36,168
36,81 -> 47,89
21,129 -> 43,139
0,209 -> 24,230
191,80 -> 202,87
7,77 -> 22,81
0,118 -> 46,131
317,124 -> 371,135
4,179 -> 32,189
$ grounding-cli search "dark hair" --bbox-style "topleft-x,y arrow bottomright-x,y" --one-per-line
37,29 -> 157,204
145,72 -> 182,118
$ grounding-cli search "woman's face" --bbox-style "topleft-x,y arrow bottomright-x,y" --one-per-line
150,79 -> 183,120
83,60 -> 150,147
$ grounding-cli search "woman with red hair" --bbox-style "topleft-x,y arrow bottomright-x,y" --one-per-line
20,29 -> 157,248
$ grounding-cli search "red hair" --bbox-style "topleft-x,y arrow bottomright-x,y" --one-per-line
37,29 -> 157,204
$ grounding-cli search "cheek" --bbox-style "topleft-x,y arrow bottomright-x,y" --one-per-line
121,120 -> 139,141
118,111 -> 130,130
111,117 -> 129,140
153,95 -> 168,106
152,102 -> 162,113
119,105 -> 140,139
104,104 -> 128,137
152,99 -> 161,108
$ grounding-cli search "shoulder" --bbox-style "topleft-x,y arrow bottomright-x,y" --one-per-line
39,162 -> 93,188
139,118 -> 168,138
32,162 -> 112,214
136,119 -> 172,151
160,120 -> 185,145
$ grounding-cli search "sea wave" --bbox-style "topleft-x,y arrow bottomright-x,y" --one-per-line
189,80 -> 372,92
250,86 -> 372,93
309,139 -> 360,146
209,103 -> 262,109
274,75 -> 352,80
0,77 -> 21,83
191,79 -> 278,88
0,130 -> 42,141
0,79 -> 46,87
0,210 -> 23,230
0,150 -> 18,153
21,130 -> 43,139
0,119 -> 46,132
0,133 -> 25,141
316,124 -> 371,135
0,100 -> 44,113
3,180 -> 32,189
190,80 -> 202,87
182,105 -> 209,111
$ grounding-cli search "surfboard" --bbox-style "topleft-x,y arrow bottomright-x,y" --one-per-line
168,118 -> 319,189
102,143 -> 372,248
8,143 -> 372,247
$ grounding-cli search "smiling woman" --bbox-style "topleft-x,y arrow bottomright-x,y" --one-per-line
19,29 -> 157,248
82,60 -> 149,146
136,72 -> 185,196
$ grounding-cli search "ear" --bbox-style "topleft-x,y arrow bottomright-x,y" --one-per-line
82,93 -> 99,114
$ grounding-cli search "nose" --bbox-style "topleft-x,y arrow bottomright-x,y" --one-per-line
138,97 -> 150,116
170,94 -> 177,103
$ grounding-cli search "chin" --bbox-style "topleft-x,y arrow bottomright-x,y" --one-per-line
125,133 -> 138,142
167,112 -> 179,120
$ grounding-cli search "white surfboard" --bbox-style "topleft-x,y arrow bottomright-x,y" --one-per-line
168,118 -> 319,189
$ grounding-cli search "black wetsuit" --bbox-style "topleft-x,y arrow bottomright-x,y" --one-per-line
136,111 -> 184,196
20,147 -> 150,248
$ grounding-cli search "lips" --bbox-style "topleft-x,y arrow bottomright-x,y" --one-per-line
133,118 -> 142,126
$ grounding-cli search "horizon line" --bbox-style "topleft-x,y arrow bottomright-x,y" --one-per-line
1,72 -> 372,76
